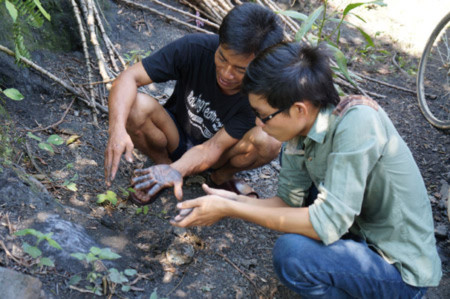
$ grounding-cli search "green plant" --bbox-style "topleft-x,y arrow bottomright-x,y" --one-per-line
136,205 -> 149,215
123,49 -> 152,65
1,0 -> 51,61
97,190 -> 118,206
279,0 -> 386,85
14,228 -> 62,267
62,173 -> 78,191
150,288 -> 168,299
70,246 -> 137,295
0,88 -> 23,165
27,132 -> 63,154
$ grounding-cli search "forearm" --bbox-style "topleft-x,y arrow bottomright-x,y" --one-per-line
108,75 -> 138,132
170,143 -> 221,177
225,200 -> 320,240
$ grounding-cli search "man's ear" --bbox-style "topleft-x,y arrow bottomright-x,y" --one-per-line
291,102 -> 308,118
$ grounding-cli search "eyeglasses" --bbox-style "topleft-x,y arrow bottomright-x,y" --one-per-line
252,107 -> 286,124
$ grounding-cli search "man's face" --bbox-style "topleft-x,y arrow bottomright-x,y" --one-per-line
214,45 -> 254,95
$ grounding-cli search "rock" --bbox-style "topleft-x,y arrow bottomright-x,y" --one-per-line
0,267 -> 45,299
166,242 -> 195,266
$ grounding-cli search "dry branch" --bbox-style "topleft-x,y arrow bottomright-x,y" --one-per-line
116,0 -> 214,34
70,0 -> 98,124
0,44 -> 108,113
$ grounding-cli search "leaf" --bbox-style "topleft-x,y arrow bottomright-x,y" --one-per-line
356,26 -> 375,48
277,10 -> 308,21
150,289 -> 159,299
295,5 -> 324,42
97,194 -> 107,204
108,268 -> 128,284
14,228 -> 38,236
90,246 -> 102,256
85,252 -> 97,263
70,252 -> 86,261
47,134 -> 63,145
33,0 -> 51,21
343,1 -> 386,16
143,206 -> 149,215
3,88 -> 23,101
4,1 -> 17,22
46,238 -> 62,250
66,135 -> 80,145
135,207 -> 142,215
97,248 -> 121,260
124,269 -> 137,276
326,43 -> 355,86
38,142 -> 54,153
68,274 -> 82,286
65,182 -> 78,192
23,242 -> 42,258
27,132 -> 42,142
121,285 -> 131,292
38,257 -> 55,267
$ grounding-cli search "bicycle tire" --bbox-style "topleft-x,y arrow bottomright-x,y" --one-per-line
416,11 -> 450,129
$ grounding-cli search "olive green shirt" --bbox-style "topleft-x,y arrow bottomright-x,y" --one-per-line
277,96 -> 442,287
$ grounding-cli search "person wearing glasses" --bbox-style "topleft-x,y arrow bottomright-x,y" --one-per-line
173,42 -> 442,297
104,3 -> 284,204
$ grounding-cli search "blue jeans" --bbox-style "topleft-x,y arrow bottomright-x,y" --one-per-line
272,234 -> 428,298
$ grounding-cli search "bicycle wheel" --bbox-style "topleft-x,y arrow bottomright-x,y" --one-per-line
417,12 -> 450,129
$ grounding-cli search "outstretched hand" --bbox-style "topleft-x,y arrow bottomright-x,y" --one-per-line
104,129 -> 134,186
132,164 -> 183,200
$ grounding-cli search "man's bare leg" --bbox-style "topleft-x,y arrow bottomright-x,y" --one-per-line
210,126 -> 281,185
126,93 -> 179,164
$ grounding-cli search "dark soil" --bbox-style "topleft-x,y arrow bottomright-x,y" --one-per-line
0,1 -> 448,298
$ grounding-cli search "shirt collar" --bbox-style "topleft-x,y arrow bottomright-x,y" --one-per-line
306,105 -> 335,144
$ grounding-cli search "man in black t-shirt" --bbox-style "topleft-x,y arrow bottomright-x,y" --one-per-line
104,3 -> 284,204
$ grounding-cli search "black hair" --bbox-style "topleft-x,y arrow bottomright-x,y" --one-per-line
219,3 -> 284,55
242,42 -> 340,109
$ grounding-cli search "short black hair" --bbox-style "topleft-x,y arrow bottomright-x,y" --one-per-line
219,3 -> 284,55
242,42 -> 340,109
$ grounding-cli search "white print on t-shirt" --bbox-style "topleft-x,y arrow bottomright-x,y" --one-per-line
186,90 -> 223,138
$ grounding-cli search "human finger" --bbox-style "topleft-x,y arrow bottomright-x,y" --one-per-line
202,184 -> 237,199
173,180 -> 184,201
134,178 -> 156,190
132,173 -> 153,184
124,142 -> 134,163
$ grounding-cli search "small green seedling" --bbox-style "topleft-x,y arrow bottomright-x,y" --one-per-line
63,173 -> 78,192
150,288 -> 168,299
70,247 -> 137,295
136,205 -> 149,215
14,228 -> 62,267
118,186 -> 135,198
97,190 -> 118,206
27,132 -> 64,154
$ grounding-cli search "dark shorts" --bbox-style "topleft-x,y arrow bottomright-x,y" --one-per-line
166,109 -> 200,161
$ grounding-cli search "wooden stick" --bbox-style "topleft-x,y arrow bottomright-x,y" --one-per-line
29,97 -> 76,132
0,44 -> 108,113
93,2 -> 120,72
149,0 -> 219,29
353,71 -> 418,95
70,0 -> 98,123
179,0 -> 218,25
116,0 -> 214,34
86,0 -> 112,91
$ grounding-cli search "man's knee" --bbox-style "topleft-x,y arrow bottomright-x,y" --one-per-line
246,126 -> 281,160
126,93 -> 160,132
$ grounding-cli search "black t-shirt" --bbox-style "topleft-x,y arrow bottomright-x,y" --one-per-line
142,33 -> 255,144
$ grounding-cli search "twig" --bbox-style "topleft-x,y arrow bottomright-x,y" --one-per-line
85,0 -> 112,91
70,0 -> 98,124
216,252 -> 261,296
116,0 -> 214,34
29,97 -> 76,132
180,0 -> 217,23
79,78 -> 115,86
334,77 -> 386,99
353,71 -> 418,95
392,52 -> 411,78
25,140 -> 46,175
93,2 -> 121,72
5,213 -> 13,235
0,44 -> 108,113
0,239 -> 26,266
69,285 -> 97,294
166,271 -> 186,296
149,0 -> 219,29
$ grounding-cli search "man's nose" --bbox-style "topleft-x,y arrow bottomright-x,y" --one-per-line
222,65 -> 234,80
